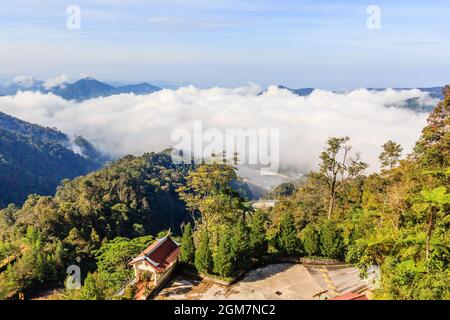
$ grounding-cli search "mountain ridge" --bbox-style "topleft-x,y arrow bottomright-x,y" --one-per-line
276,85 -> 444,112
0,111 -> 107,207
0,77 -> 162,101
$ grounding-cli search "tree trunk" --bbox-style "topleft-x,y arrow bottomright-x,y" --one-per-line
425,207 -> 436,273
327,176 -> 337,219
327,195 -> 335,220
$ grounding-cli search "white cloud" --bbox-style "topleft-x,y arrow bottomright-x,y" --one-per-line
0,86 -> 431,173
9,75 -> 36,88
43,74 -> 68,90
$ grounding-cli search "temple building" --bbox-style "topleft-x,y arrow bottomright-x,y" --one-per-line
127,235 -> 180,299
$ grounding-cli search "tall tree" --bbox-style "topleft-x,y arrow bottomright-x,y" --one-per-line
195,229 -> 213,274
93,235 -> 153,297
177,163 -> 244,228
320,220 -> 344,259
249,210 -> 268,258
276,211 -> 299,255
213,227 -> 234,277
412,186 -> 450,268
379,140 -> 403,170
180,223 -> 195,264
231,219 -> 251,270
319,137 -> 368,219
414,86 -> 450,169
302,224 -> 320,257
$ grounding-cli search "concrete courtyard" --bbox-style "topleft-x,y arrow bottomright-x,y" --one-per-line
156,263 -> 326,300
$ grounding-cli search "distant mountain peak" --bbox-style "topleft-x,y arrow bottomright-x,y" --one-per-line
0,77 -> 162,101
275,85 -> 315,96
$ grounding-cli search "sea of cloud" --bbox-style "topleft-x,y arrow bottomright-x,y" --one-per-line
0,84 -> 433,173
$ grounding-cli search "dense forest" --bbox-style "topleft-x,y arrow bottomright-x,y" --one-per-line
0,111 -> 106,207
0,87 -> 448,300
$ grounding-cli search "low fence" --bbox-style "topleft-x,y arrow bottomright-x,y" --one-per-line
299,257 -> 343,265
257,254 -> 344,266
113,277 -> 137,298
178,264 -> 242,286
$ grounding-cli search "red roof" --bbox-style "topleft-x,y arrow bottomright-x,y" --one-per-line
129,236 -> 180,272
329,292 -> 368,300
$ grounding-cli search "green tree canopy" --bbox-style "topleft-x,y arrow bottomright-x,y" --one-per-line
249,210 -> 268,258
213,227 -> 234,277
180,223 -> 195,265
302,224 -> 320,257
320,220 -> 344,259
195,229 -> 213,274
276,211 -> 300,255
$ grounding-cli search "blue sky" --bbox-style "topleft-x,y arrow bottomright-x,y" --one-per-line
0,0 -> 449,88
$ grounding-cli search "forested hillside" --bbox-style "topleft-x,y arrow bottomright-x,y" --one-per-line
0,112 -> 105,208
0,152 -> 195,298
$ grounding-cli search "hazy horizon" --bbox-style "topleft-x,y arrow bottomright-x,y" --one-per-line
0,74 -> 447,91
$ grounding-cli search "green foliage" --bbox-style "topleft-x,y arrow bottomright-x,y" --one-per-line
378,257 -> 450,300
79,272 -> 105,300
276,211 -> 300,255
302,224 -> 320,257
0,238 -> 18,262
414,91 -> 450,169
379,140 -> 403,170
249,210 -> 268,258
26,152 -> 189,253
93,235 -> 153,297
195,229 -> 213,274
320,220 -> 344,259
178,163 -> 246,228
231,219 -> 251,270
0,152 -> 193,297
180,163 -> 254,278
319,136 -> 368,219
121,284 -> 137,301
269,173 -> 328,231
180,223 -> 195,264
213,227 -> 234,277
267,182 -> 297,199
0,111 -> 102,208
0,227 -> 61,299
417,186 -> 450,207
